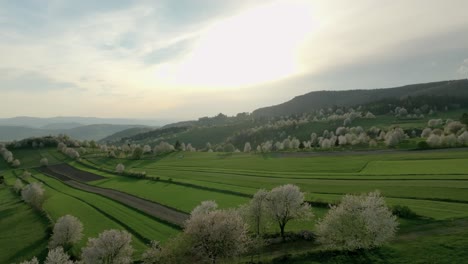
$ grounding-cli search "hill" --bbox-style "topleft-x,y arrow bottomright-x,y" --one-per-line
0,124 -> 148,141
252,79 -> 468,118
99,127 -> 156,143
0,116 -> 171,128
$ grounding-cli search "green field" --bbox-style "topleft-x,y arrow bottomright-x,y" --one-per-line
83,150 -> 468,220
2,146 -> 468,263
0,186 -> 49,263
8,148 -> 67,169
1,169 -> 179,260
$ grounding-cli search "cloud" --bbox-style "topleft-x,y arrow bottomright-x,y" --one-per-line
457,59 -> 468,76
0,68 -> 80,92
143,38 -> 194,65
0,0 -> 468,119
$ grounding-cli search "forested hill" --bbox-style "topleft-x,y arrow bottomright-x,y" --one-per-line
252,79 -> 468,118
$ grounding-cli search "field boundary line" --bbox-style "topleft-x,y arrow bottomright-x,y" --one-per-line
38,166 -> 188,227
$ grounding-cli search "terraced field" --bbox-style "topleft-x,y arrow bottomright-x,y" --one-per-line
1,169 -> 179,261
3,147 -> 468,262
0,187 -> 49,264
83,149 -> 468,220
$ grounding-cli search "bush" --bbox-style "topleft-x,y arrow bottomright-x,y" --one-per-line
417,141 -> 430,149
392,205 -> 419,219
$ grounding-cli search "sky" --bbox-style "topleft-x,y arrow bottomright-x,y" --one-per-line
1,0 -> 468,120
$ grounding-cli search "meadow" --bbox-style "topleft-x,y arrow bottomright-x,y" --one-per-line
2,146 -> 468,263
1,167 -> 179,262
83,150 -> 468,220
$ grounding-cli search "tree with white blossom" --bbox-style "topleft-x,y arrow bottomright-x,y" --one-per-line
316,191 -> 398,251
265,184 -> 312,241
49,215 -> 83,250
81,229 -> 134,264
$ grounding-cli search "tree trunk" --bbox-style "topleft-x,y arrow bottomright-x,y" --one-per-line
280,223 -> 286,242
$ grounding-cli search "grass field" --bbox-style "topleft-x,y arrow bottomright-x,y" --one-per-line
8,148 -> 67,169
83,150 -> 468,220
2,169 -> 179,259
0,186 -> 49,263
2,146 -> 468,263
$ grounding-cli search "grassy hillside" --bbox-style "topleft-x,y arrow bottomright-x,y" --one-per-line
252,79 -> 468,117
2,168 -> 179,259
99,127 -> 155,143
0,187 -> 49,263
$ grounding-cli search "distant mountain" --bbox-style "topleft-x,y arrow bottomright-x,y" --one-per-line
40,122 -> 84,130
99,127 -> 156,143
0,124 -> 150,141
252,79 -> 468,118
0,126 -> 50,142
0,116 -> 172,128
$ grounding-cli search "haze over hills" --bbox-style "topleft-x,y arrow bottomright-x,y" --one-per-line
252,79 -> 468,118
2,79 -> 468,143
0,116 -> 170,141
0,116 -> 171,128
0,124 -> 155,142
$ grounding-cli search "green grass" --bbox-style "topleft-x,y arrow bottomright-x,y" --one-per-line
270,218 -> 468,264
2,169 -> 179,259
10,148 -> 67,169
83,150 -> 468,220
0,186 -> 49,264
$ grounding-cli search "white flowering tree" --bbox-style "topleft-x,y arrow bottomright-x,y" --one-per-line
40,157 -> 49,167
316,191 -> 398,251
141,241 -> 162,264
241,189 -> 269,236
115,163 -> 125,174
265,184 -> 312,241
49,215 -> 83,250
184,201 -> 250,264
243,142 -> 252,153
21,182 -> 45,209
44,247 -> 74,264
81,229 -> 134,264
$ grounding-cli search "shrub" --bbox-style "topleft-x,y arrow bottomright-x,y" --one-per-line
392,205 -> 419,219
417,141 -> 430,149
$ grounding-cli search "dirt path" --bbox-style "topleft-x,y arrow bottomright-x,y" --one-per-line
38,165 -> 189,227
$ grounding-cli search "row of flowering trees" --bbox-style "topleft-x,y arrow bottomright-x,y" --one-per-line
19,184 -> 398,264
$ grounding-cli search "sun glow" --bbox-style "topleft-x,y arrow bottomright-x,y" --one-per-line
152,0 -> 315,89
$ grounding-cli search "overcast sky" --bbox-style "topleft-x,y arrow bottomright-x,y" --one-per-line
1,0 -> 468,120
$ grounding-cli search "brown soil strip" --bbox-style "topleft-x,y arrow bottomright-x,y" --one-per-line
45,163 -> 105,182
38,166 -> 189,227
